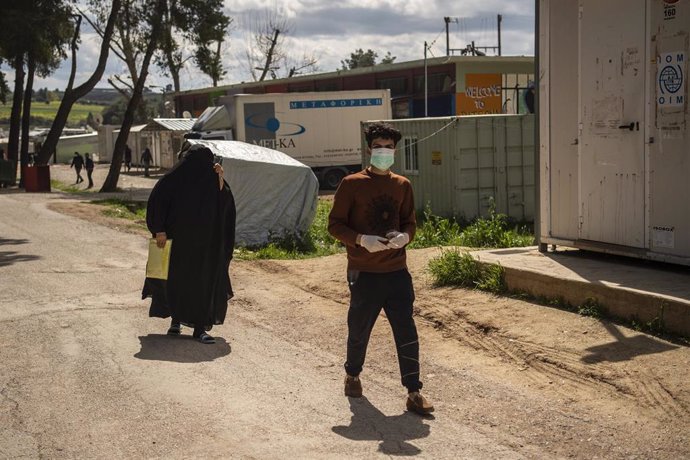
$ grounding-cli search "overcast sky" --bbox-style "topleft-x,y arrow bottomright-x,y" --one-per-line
3,0 -> 535,94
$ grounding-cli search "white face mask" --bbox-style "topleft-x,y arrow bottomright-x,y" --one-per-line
370,148 -> 395,170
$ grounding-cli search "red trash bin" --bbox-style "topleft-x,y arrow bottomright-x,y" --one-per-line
23,165 -> 51,192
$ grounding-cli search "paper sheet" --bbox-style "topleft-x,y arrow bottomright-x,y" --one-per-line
146,239 -> 172,280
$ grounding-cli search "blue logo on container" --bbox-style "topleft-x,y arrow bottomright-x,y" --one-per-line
245,113 -> 306,136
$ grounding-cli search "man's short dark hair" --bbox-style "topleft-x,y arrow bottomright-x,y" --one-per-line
364,122 -> 402,147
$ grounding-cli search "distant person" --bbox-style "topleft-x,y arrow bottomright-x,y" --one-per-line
328,122 -> 434,416
525,82 -> 535,114
84,153 -> 95,189
124,144 -> 132,172
141,147 -> 153,177
142,144 -> 237,344
70,152 -> 84,184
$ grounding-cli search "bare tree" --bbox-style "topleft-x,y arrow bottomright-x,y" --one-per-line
244,9 -> 318,81
97,0 -> 167,192
36,0 -> 122,165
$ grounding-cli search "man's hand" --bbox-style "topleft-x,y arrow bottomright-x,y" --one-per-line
155,232 -> 167,248
359,234 -> 390,253
385,231 -> 410,249
214,163 -> 224,190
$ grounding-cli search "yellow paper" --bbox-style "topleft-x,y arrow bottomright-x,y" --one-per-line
146,239 -> 172,280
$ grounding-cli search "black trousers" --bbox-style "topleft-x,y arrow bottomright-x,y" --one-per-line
345,268 -> 422,392
86,169 -> 93,187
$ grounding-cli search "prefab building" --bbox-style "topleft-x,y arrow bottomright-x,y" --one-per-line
539,0 -> 690,264
362,114 -> 535,222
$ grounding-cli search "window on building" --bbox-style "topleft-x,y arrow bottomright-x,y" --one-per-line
414,74 -> 452,93
402,137 -> 419,174
376,77 -> 407,96
315,80 -> 341,91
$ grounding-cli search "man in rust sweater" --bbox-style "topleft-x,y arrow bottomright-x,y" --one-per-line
328,122 -> 434,416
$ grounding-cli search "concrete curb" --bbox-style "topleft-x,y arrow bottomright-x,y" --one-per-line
470,248 -> 690,338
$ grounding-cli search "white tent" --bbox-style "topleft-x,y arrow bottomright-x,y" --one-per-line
183,140 -> 319,247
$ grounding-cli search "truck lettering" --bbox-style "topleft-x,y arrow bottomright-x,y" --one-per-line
252,138 -> 296,149
289,98 -> 383,109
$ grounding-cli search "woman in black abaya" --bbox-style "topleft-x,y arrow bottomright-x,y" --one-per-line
142,145 -> 236,344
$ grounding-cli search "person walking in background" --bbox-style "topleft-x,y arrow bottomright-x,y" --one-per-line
124,144 -> 132,172
142,144 -> 237,344
328,122 -> 434,416
84,153 -> 95,189
70,151 -> 84,184
141,147 -> 153,177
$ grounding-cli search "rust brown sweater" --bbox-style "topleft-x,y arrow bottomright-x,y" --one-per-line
328,168 -> 416,272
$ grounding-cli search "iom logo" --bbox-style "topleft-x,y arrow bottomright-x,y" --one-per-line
658,52 -> 685,107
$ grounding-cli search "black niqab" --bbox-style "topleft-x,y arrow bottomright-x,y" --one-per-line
142,147 -> 236,330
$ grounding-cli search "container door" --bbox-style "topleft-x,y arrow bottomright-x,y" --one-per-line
579,0 -> 646,247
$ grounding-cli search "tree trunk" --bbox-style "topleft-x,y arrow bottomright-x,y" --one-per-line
100,0 -> 165,192
162,7 -> 181,93
212,39 -> 221,87
8,54 -> 25,165
258,29 -> 280,82
19,54 -> 36,187
36,0 -> 121,165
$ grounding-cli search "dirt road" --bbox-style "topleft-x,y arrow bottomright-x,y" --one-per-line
1,186 -> 689,459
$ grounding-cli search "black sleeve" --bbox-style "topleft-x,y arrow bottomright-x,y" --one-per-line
222,181 -> 236,262
146,177 -> 174,235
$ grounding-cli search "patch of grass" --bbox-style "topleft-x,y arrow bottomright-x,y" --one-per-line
577,297 -> 605,318
50,179 -> 82,193
409,204 -> 463,248
235,200 -> 343,260
475,262 -> 506,294
410,200 -> 534,250
428,249 -> 480,288
93,198 -> 146,221
428,249 -> 506,294
0,101 -> 103,126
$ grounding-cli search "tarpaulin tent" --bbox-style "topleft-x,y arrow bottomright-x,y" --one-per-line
183,140 -> 319,247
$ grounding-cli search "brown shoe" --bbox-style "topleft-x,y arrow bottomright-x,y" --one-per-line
344,375 -> 362,398
406,392 -> 434,415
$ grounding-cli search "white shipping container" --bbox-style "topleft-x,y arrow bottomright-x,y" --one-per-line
361,115 -> 535,222
539,0 -> 690,264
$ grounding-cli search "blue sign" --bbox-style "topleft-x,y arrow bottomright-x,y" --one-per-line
289,98 -> 383,109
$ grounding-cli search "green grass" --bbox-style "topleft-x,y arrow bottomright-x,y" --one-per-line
409,201 -> 535,250
0,100 -> 104,126
94,198 -> 147,221
235,200 -> 343,260
428,249 -> 506,294
50,179 -> 82,193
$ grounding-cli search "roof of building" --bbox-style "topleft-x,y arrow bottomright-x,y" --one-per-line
173,55 -> 534,97
142,118 -> 197,132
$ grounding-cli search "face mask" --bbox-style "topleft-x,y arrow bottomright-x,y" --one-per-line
370,148 -> 395,171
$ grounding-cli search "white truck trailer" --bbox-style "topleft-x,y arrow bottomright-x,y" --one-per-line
188,89 -> 392,188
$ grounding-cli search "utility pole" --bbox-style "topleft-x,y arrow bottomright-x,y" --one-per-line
424,41 -> 428,117
497,14 -> 503,56
444,17 -> 451,56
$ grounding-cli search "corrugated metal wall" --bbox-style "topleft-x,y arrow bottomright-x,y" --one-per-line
362,114 -> 535,222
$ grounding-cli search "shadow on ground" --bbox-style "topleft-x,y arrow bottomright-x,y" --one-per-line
134,334 -> 231,362
581,322 -> 678,364
332,396 -> 432,456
